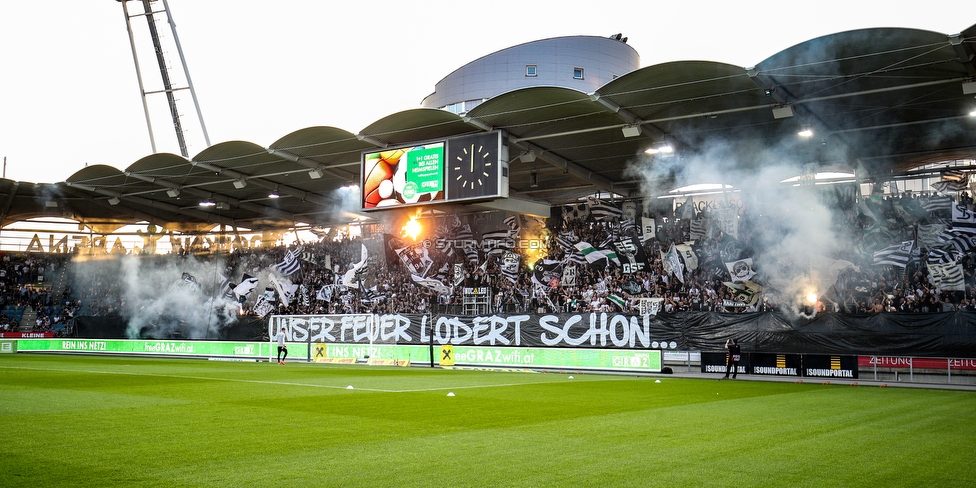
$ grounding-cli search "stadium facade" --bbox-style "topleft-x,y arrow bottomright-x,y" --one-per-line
421,35 -> 639,114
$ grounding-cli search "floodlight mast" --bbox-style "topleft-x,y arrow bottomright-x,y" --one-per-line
117,0 -> 211,158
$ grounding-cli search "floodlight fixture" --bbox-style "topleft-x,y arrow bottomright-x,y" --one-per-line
108,197 -> 121,206
645,142 -> 675,156
268,188 -> 280,199
520,150 -> 537,163
798,127 -> 814,137
530,170 -> 539,188
167,188 -> 180,198
233,178 -> 247,189
308,168 -> 324,179
621,124 -> 642,138
963,81 -> 976,95
215,202 -> 230,210
772,105 -> 794,119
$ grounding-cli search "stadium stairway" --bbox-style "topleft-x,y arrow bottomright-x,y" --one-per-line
18,305 -> 35,331
16,262 -> 68,332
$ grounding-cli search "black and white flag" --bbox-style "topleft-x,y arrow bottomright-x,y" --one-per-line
725,258 -> 756,282
531,259 -> 564,288
273,246 -> 303,276
951,205 -> 976,231
873,240 -> 915,268
587,198 -> 623,221
270,275 -> 298,307
610,236 -> 650,274
929,262 -> 965,291
945,231 -> 976,255
233,274 -> 260,302
342,244 -> 370,288
500,251 -> 521,283
690,218 -> 708,241
920,196 -> 953,213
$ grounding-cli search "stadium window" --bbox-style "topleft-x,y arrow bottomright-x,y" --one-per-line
446,102 -> 463,114
573,67 -> 584,80
526,65 -> 537,77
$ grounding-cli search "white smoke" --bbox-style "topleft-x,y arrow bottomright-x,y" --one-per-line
69,254 -> 247,339
626,136 -> 847,317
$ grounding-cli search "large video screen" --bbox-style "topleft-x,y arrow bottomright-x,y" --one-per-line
361,142 -> 445,209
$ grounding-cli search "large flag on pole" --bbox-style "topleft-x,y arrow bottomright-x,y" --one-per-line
872,240 -> 915,268
411,274 -> 452,296
608,294 -> 628,311
273,246 -> 304,276
342,244 -> 369,288
929,262 -> 965,291
587,199 -> 623,221
662,243 -> 685,283
232,274 -> 260,302
724,258 -> 756,282
269,275 -> 298,307
951,205 -> 976,232
574,241 -> 618,268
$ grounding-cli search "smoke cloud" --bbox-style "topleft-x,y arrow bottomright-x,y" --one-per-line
626,135 -> 853,318
69,254 -> 247,339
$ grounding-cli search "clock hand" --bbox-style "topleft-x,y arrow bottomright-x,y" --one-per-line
470,145 -> 475,173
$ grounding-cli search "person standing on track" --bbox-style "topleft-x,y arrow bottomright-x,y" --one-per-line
275,327 -> 288,365
723,338 -> 741,379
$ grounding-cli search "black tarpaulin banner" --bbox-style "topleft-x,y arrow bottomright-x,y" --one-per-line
77,311 -> 976,359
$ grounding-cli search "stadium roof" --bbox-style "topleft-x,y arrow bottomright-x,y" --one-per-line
2,25 -> 975,233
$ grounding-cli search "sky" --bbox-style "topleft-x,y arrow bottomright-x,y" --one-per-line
0,0 -> 972,185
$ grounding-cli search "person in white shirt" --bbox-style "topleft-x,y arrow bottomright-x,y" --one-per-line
275,327 -> 288,365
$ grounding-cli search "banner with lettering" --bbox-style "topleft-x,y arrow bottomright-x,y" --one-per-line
70,310 -> 976,358
611,236 -> 651,274
268,313 -> 682,350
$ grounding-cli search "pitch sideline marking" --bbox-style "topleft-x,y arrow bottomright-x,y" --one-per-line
0,364 -> 636,393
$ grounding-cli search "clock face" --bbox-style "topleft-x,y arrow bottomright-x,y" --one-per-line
447,133 -> 500,200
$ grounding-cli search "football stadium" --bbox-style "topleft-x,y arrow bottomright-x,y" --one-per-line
2,2 -> 976,486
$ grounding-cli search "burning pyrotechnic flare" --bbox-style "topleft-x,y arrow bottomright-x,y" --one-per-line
403,215 -> 422,241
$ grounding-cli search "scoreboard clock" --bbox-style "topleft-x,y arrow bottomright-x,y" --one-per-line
447,132 -> 507,201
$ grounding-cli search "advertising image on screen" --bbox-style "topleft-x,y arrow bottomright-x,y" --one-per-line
362,142 -> 445,210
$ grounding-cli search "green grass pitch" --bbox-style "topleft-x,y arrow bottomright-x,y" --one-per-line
1,354 -> 974,487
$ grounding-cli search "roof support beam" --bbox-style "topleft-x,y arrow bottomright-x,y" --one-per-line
509,138 -> 632,198
746,67 -> 792,106
122,171 -> 299,221
0,181 -> 20,229
949,34 -> 976,76
462,111 -> 634,198
266,148 -> 357,182
588,92 -> 666,140
462,115 -> 493,132
64,181 -> 238,226
188,159 -> 337,208
641,76 -> 972,126
356,134 -> 388,147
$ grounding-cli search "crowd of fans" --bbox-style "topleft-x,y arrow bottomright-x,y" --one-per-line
0,253 -> 75,334
7,188 -> 976,331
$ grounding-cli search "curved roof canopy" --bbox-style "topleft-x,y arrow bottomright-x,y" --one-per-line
2,25 -> 975,230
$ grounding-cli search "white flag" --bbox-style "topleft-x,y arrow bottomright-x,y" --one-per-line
725,258 -> 756,282
269,275 -> 298,307
342,244 -> 369,288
